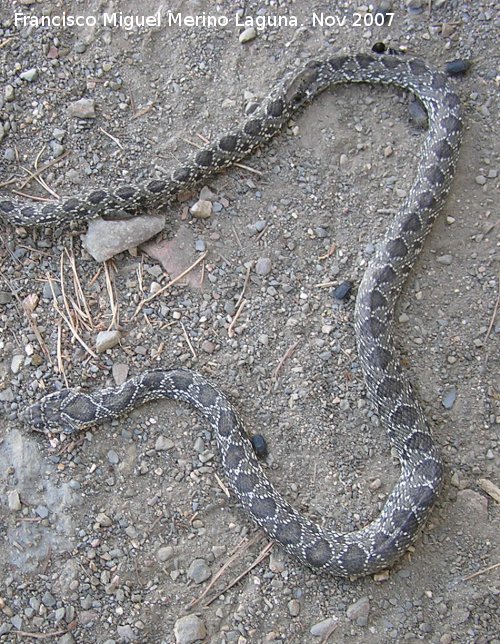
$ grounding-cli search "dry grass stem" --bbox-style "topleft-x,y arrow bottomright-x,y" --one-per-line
104,261 -> 119,330
231,225 -> 243,250
203,541 -> 273,607
65,248 -> 93,331
98,126 -> 123,149
485,273 -> 499,340
214,473 -> 231,498
272,341 -> 299,382
16,152 -> 70,191
227,298 -> 246,338
478,478 -> 500,504
462,562 -> 500,581
133,251 -> 207,317
47,274 -> 98,359
180,321 -> 197,358
56,322 -> 68,385
235,263 -> 252,311
189,533 -> 264,609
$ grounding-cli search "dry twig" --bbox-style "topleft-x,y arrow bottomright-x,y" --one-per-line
462,562 -> 500,581
133,251 -> 207,317
227,298 -> 246,338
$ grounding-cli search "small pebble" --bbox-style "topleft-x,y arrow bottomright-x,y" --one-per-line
288,599 -> 301,617
442,385 -> 457,409
199,186 -> 217,201
107,450 -> 119,465
96,512 -> 112,527
187,558 -> 211,584
332,281 -> 353,300
201,340 -> 215,354
157,546 -> 174,562
10,354 -> 23,374
255,257 -> 272,275
190,200 -> 212,219
95,330 -> 121,352
7,490 -> 21,511
155,436 -> 174,451
35,505 -> 49,519
112,363 -> 129,385
251,434 -> 268,458
239,27 -> 257,43
445,59 -> 471,76
20,68 -> 38,82
41,591 -> 56,607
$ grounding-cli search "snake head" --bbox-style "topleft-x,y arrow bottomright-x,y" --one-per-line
24,389 -> 82,435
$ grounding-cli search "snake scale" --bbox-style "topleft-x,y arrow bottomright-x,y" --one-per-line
4,54 -> 463,577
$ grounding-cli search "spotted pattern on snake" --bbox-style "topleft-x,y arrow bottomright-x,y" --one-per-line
13,54 -> 463,577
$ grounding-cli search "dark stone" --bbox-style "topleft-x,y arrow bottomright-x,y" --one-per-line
332,281 -> 352,300
251,434 -> 268,458
445,59 -> 470,76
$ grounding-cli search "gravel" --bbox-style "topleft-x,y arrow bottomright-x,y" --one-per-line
0,1 -> 498,642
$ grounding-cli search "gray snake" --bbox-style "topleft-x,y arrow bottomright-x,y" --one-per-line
6,54 -> 463,577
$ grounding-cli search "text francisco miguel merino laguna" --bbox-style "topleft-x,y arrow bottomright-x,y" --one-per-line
13,10 -> 307,31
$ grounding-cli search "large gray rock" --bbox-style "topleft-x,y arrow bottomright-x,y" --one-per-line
83,215 -> 165,262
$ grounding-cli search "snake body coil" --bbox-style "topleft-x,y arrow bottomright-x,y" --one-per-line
17,55 -> 462,577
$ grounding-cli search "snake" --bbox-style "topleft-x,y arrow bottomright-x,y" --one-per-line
5,54 -> 463,577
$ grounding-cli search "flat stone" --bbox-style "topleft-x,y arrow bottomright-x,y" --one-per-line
68,98 -> 96,119
173,614 -> 207,644
112,362 -> 129,385
155,436 -> 174,451
11,354 -> 24,374
347,596 -> 370,625
83,215 -> 165,262
310,617 -> 338,637
7,490 -> 21,511
441,385 -> 457,409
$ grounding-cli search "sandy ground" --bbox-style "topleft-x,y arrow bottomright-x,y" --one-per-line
0,1 -> 499,642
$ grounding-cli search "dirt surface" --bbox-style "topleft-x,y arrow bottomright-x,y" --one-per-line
0,1 -> 499,643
